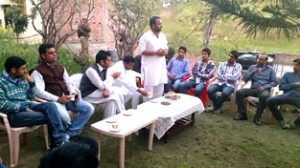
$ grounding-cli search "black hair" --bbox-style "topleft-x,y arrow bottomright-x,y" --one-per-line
70,136 -> 98,157
202,48 -> 211,56
149,16 -> 160,27
178,46 -> 187,53
39,143 -> 99,168
38,43 -> 55,56
123,55 -> 135,64
4,56 -> 26,72
229,50 -> 239,60
95,50 -> 111,63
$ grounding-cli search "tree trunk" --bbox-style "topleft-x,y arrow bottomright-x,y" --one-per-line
203,7 -> 218,48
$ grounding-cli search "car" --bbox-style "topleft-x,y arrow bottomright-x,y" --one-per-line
236,51 -> 275,70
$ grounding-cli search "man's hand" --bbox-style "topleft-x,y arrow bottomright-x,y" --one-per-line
112,72 -> 121,78
169,75 -> 176,80
257,86 -> 265,92
26,108 -> 33,112
156,49 -> 166,57
295,82 -> 300,87
102,89 -> 110,98
57,95 -> 71,104
253,68 -> 261,74
22,73 -> 34,83
138,89 -> 149,97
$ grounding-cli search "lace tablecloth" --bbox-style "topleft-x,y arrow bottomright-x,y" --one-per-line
137,94 -> 204,139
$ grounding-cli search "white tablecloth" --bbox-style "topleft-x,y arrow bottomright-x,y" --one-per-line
137,94 -> 204,139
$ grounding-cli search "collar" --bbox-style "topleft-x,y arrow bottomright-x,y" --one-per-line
2,71 -> 20,84
226,61 -> 236,67
97,63 -> 105,72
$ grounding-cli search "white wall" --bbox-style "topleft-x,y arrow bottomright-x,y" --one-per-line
19,0 -> 42,43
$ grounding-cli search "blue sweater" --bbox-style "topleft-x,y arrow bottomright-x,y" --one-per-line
0,71 -> 36,114
243,65 -> 277,89
279,72 -> 300,97
167,57 -> 189,80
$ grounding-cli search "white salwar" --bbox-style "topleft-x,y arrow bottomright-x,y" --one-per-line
82,64 -> 126,118
111,61 -> 141,109
138,30 -> 168,102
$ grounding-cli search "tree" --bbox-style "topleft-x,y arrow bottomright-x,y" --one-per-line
29,0 -> 95,49
201,0 -> 300,38
4,3 -> 28,42
109,0 -> 158,60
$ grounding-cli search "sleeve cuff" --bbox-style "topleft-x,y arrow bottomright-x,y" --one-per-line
29,82 -> 36,88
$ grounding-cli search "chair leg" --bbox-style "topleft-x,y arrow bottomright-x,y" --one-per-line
9,131 -> 21,167
43,125 -> 50,149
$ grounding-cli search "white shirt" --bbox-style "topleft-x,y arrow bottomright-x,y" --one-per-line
110,61 -> 139,93
31,68 -> 76,101
138,30 -> 168,86
84,64 -> 114,91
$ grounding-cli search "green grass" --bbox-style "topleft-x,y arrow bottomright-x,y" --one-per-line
1,104 -> 300,168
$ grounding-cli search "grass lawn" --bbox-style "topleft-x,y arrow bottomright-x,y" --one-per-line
1,103 -> 300,168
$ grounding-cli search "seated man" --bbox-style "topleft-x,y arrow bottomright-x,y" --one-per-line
31,43 -> 94,139
164,46 -> 190,93
266,58 -> 300,129
0,56 -> 69,148
178,48 -> 214,96
110,55 -> 149,109
79,50 -> 126,118
234,53 -> 277,125
207,50 -> 242,114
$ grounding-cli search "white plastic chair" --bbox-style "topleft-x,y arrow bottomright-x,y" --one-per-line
0,112 -> 49,167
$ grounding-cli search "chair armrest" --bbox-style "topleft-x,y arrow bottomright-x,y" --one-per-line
32,97 -> 48,103
0,112 -> 11,129
181,74 -> 191,81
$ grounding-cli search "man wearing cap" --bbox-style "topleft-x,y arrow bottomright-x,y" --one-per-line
266,58 -> 300,129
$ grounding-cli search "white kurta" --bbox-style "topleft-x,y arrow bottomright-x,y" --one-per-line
82,64 -> 126,118
138,30 -> 168,86
110,61 -> 141,108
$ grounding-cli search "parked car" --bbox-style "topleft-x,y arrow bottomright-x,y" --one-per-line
236,51 -> 275,70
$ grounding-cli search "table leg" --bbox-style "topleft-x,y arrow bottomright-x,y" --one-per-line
148,122 -> 155,150
95,133 -> 102,161
119,138 -> 125,168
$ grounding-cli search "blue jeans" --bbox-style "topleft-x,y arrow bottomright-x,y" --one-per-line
236,88 -> 270,118
207,83 -> 234,109
56,100 -> 94,136
164,79 -> 181,93
8,102 -> 67,145
178,79 -> 205,97
266,93 -> 300,124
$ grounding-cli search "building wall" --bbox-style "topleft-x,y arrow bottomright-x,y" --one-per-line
0,0 -> 115,47
55,0 -> 115,48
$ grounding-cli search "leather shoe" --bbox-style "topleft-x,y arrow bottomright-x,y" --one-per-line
253,117 -> 262,125
233,114 -> 248,120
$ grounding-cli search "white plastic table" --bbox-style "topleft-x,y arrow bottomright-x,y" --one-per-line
91,109 -> 157,168
137,93 -> 204,140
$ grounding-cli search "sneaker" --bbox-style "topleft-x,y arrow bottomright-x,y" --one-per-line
233,114 -> 248,120
253,117 -> 262,126
279,120 -> 289,129
205,106 -> 214,113
214,108 -> 222,114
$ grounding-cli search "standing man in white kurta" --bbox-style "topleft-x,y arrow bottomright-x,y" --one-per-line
110,55 -> 149,109
138,16 -> 168,102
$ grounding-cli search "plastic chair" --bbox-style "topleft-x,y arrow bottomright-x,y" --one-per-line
237,81 -> 277,124
0,112 -> 49,167
188,74 -> 214,108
